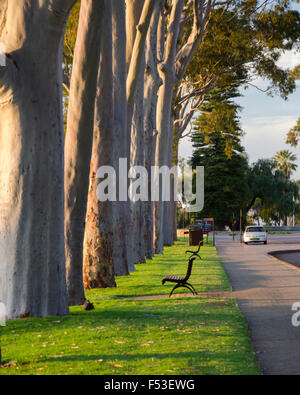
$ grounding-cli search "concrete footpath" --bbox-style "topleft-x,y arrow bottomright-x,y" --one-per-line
216,234 -> 300,375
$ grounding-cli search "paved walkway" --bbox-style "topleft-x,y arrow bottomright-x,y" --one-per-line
216,234 -> 300,375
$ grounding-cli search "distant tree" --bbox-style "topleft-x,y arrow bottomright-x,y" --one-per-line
286,118 -> 300,147
286,63 -> 300,147
246,159 -> 281,213
190,98 -> 249,229
247,158 -> 299,225
274,149 -> 298,180
252,198 -> 263,225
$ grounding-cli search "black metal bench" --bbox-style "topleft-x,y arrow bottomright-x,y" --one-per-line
185,240 -> 203,259
162,256 -> 198,297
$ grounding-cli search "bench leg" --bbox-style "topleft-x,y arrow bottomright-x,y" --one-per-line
185,282 -> 198,295
169,283 -> 181,297
169,283 -> 197,297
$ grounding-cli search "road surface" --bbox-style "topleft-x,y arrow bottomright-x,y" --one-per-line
215,232 -> 300,375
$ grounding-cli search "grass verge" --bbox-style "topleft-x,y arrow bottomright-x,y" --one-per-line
0,239 -> 260,375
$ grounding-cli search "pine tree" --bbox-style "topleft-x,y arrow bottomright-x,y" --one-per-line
190,95 -> 249,229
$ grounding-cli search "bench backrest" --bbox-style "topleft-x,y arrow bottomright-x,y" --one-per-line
195,240 -> 203,253
184,257 -> 196,281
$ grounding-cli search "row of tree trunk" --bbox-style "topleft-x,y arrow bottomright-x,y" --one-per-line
0,0 -> 222,319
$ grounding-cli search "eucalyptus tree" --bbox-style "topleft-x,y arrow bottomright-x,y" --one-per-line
64,0 -> 105,305
287,118 -> 300,147
179,0 -> 300,136
81,0 -> 156,287
167,0 -> 300,243
154,0 -> 233,252
111,0 -> 136,275
0,0 -> 76,319
287,64 -> 300,147
143,2 -> 164,259
82,0 -> 115,289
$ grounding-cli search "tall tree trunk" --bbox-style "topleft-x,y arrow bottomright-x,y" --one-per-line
126,0 -> 156,265
126,0 -> 145,267
143,1 -> 163,259
154,0 -> 184,254
130,55 -> 147,264
83,0 -> 116,289
112,0 -> 135,275
82,0 -> 155,287
172,134 -> 180,241
0,0 -> 76,319
163,117 -> 176,246
64,0 -> 104,306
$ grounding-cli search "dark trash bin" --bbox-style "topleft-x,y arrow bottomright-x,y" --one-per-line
189,227 -> 203,246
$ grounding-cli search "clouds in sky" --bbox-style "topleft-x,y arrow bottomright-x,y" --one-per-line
240,115 -> 299,177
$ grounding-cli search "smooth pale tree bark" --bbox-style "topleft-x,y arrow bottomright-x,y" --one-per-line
130,55 -> 147,265
126,0 -> 156,265
126,0 -> 145,267
83,0 -> 116,289
112,0 -> 135,275
155,0 -> 220,250
154,0 -> 184,254
82,0 -> 155,288
143,1 -> 163,259
168,0 -> 219,241
172,134 -> 180,242
0,0 -> 76,319
64,0 -> 105,305
126,0 -> 156,144
163,116 -> 176,246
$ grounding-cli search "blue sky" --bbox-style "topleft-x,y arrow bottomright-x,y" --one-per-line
179,51 -> 300,181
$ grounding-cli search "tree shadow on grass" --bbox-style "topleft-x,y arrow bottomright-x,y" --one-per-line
2,300 -> 244,339
38,349 -> 257,375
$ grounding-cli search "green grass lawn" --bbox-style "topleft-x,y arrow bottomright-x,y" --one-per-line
0,239 -> 260,375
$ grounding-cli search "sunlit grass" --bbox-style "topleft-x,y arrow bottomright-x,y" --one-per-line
91,238 -> 231,300
0,239 -> 260,375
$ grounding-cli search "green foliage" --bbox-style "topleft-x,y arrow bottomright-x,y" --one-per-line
286,118 -> 300,147
274,149 -> 298,179
63,0 -> 80,81
185,1 -> 300,104
247,158 -> 299,225
185,1 -> 300,227
190,103 -> 249,229
192,89 -> 244,156
62,1 -> 80,131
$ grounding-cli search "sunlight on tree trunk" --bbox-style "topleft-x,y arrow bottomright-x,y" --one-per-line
64,0 -> 105,305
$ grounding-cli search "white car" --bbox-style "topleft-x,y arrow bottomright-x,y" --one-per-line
243,226 -> 267,245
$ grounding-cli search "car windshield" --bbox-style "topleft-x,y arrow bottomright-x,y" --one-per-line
246,227 -> 265,233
